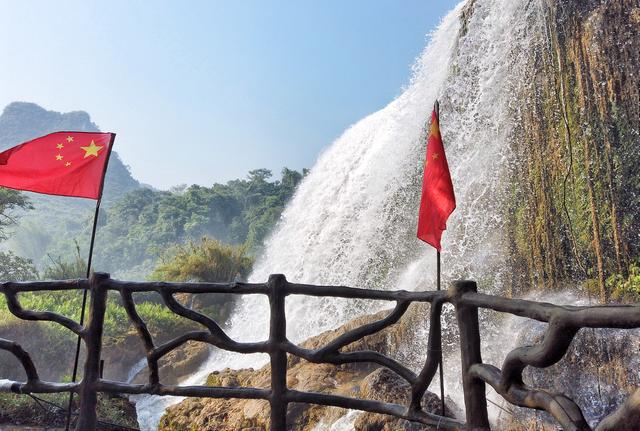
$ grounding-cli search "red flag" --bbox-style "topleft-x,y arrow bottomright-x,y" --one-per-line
417,107 -> 456,251
0,132 -> 114,200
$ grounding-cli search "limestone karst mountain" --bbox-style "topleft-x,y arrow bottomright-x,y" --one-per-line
0,102 -> 141,201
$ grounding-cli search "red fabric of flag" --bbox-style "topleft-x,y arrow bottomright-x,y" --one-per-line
417,108 -> 456,251
0,132 -> 114,200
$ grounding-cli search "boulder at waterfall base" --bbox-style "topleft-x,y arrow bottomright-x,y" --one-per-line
158,309 -> 459,430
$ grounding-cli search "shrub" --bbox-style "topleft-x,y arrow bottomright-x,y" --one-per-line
608,261 -> 640,303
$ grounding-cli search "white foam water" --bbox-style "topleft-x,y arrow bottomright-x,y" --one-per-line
135,0 -> 548,428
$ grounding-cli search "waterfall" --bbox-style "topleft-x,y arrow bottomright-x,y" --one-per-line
136,0 -> 548,428
127,358 -> 148,384
248,0 -> 544,339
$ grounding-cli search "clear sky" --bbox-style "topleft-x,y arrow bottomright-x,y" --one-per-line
0,1 -> 460,189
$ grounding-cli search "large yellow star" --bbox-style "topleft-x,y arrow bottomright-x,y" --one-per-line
80,140 -> 103,158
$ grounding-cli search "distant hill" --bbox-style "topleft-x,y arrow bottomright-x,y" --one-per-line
0,102 -> 141,201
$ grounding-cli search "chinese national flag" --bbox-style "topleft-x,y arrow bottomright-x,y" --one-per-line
0,132 -> 114,200
417,107 -> 456,251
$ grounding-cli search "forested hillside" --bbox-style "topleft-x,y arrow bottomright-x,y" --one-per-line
88,167 -> 305,278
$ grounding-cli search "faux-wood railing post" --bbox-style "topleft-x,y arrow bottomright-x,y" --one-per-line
451,280 -> 490,431
268,274 -> 288,430
75,272 -> 109,431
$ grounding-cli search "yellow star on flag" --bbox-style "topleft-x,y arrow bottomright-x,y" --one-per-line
67,136 -> 74,143
65,162 -> 72,167
80,140 -> 103,158
56,143 -> 64,149
55,154 -> 63,161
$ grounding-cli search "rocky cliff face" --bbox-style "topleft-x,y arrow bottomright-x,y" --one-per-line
505,0 -> 640,299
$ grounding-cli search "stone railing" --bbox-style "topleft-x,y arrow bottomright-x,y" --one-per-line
1,272 -> 638,430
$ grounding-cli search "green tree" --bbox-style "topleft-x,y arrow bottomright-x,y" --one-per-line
0,251 -> 38,281
0,187 -> 35,281
0,187 -> 31,241
74,167 -> 306,278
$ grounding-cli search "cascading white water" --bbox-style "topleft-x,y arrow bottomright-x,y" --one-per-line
249,0 -> 543,338
136,0 -> 548,428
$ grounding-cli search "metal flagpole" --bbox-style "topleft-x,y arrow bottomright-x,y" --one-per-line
65,133 -> 115,431
434,100 -> 446,417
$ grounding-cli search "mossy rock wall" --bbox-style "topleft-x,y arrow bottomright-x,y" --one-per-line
504,0 -> 640,299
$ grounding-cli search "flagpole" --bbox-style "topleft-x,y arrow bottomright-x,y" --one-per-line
65,133 -> 115,431
433,99 -> 446,417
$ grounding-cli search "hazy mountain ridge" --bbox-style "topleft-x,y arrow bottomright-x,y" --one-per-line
0,101 -> 142,201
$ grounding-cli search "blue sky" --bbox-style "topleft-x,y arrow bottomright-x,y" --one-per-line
0,1 -> 459,189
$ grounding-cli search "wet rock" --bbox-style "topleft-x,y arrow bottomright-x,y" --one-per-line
354,368 -> 458,431
159,309 -> 453,431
